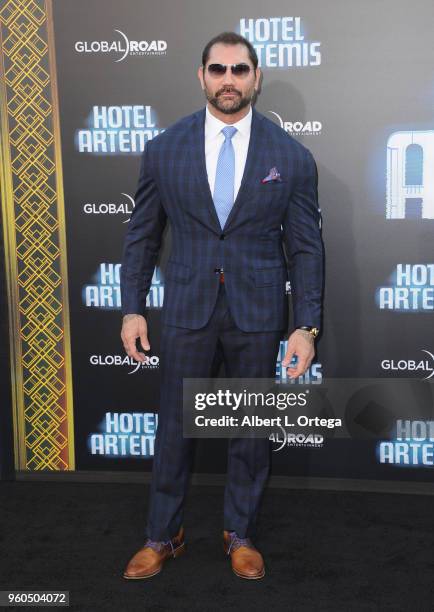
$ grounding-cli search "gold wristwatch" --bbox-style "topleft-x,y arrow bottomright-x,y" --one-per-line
296,326 -> 320,338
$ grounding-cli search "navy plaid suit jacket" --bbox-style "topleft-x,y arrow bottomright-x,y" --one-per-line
120,106 -> 323,332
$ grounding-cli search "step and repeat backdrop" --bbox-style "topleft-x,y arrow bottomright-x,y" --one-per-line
0,0 -> 433,483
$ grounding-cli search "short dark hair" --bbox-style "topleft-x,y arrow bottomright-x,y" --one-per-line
201,32 -> 258,69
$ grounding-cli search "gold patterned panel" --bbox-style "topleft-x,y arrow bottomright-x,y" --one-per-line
0,0 -> 74,470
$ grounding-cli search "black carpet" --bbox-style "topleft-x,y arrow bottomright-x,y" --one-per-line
1,481 -> 434,611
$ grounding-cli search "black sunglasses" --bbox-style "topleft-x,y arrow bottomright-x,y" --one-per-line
206,63 -> 252,77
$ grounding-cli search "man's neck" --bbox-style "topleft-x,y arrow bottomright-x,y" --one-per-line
206,103 -> 251,125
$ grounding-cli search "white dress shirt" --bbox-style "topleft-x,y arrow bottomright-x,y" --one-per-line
204,105 -> 252,200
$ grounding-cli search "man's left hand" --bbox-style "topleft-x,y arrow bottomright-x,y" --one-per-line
282,329 -> 315,379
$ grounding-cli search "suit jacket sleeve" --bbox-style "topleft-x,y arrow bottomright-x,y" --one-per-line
282,148 -> 324,329
120,141 -> 167,316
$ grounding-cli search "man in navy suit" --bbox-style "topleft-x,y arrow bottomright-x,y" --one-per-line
121,31 -> 323,580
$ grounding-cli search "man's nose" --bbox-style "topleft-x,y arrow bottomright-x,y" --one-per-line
222,67 -> 235,85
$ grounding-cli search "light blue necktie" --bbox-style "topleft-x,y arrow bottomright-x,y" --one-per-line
213,126 -> 237,229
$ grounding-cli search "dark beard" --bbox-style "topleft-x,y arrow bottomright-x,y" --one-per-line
205,87 -> 253,115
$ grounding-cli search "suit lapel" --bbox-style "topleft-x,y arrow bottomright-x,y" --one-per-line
189,108 -> 222,233
189,106 -> 266,234
223,107 -> 265,232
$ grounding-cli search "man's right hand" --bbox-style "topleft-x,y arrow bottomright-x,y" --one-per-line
121,314 -> 150,362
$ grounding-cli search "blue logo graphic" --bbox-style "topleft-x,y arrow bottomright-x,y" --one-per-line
83,263 -> 164,309
378,419 -> 434,467
239,17 -> 321,68
89,412 -> 158,457
376,264 -> 434,311
386,130 -> 434,219
76,105 -> 164,154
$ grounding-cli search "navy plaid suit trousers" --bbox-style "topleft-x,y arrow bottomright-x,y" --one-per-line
146,282 -> 283,541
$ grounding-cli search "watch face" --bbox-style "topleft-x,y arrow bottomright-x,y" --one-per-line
298,326 -> 319,337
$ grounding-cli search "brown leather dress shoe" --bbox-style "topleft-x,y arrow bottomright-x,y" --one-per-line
123,526 -> 185,579
223,530 -> 265,579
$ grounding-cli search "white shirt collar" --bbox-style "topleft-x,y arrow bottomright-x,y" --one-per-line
205,104 -> 252,140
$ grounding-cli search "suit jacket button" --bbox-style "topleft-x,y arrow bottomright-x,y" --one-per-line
220,234 -> 225,240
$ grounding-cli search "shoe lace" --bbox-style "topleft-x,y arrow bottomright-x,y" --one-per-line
227,531 -> 253,554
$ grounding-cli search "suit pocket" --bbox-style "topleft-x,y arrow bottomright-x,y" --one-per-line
254,265 -> 287,287
260,180 -> 287,190
165,261 -> 192,283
